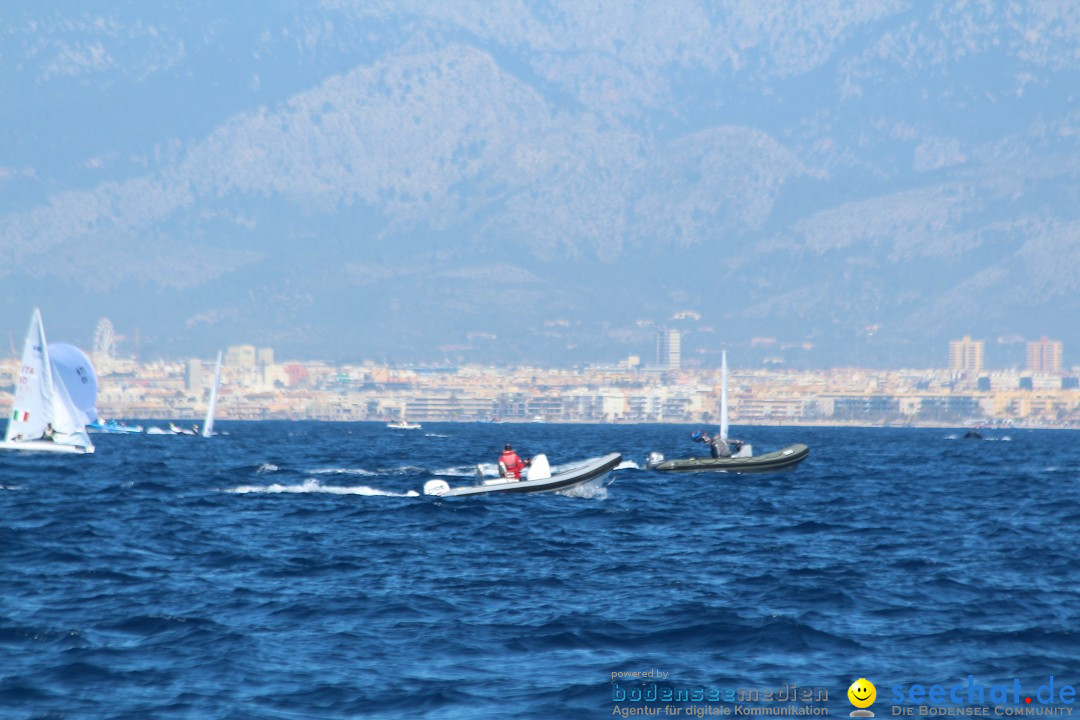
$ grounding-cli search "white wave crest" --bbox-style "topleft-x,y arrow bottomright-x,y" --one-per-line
256,463 -> 279,474
616,460 -> 641,470
388,465 -> 427,475
557,478 -> 609,499
309,467 -> 375,476
225,479 -> 418,497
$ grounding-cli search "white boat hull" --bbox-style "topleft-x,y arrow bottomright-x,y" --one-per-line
0,440 -> 95,454
424,452 -> 621,497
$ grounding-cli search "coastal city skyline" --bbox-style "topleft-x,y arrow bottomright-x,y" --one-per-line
4,315 -> 1078,429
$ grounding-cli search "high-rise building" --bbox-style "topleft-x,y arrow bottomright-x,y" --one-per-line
226,345 -> 257,368
225,345 -> 273,369
185,358 -> 202,393
657,330 -> 681,370
948,336 -> 984,373
1026,337 -> 1062,374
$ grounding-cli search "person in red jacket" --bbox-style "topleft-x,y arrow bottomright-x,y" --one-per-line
498,443 -> 531,480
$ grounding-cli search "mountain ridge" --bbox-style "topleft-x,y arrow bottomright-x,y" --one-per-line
1,2 -> 1078,368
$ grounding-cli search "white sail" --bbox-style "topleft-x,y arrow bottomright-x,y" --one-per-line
49,368 -> 94,448
201,351 -> 222,438
49,343 -> 99,425
6,308 -> 53,443
720,350 -> 729,441
2,308 -> 94,453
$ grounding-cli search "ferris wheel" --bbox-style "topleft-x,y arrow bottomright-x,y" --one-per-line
93,318 -> 115,361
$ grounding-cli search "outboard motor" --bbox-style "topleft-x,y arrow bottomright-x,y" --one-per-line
646,452 -> 664,469
732,443 -> 753,458
423,479 -> 450,496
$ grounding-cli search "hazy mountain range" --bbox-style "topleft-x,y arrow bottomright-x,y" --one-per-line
2,1 -> 1078,369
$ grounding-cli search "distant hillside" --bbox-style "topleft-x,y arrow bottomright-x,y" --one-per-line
2,2 -> 1078,368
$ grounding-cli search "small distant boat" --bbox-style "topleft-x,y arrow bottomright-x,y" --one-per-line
0,308 -> 96,454
387,420 -> 422,430
169,423 -> 197,436
201,351 -> 223,438
423,453 -> 621,497
88,419 -> 144,434
647,444 -> 810,473
646,351 -> 808,475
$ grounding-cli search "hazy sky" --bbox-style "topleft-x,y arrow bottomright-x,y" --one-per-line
2,2 -> 1078,369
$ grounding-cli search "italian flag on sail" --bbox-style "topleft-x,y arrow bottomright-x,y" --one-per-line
12,410 -> 28,422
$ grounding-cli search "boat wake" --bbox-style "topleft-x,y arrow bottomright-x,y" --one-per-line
435,462 -> 499,477
224,479 -> 418,497
616,459 -> 641,470
946,434 -> 1012,441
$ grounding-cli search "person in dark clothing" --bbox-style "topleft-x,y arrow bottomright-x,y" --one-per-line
691,430 -> 733,458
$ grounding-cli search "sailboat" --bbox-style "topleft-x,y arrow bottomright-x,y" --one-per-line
1,308 -> 96,454
201,351 -> 222,438
646,351 -> 808,473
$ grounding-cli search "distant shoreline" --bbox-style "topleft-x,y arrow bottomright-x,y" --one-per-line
83,417 -> 1076,431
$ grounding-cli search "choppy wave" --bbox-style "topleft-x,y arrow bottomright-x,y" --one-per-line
308,466 -> 376,476
556,478 -> 609,499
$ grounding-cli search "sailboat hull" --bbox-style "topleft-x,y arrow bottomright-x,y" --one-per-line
0,440 -> 95,454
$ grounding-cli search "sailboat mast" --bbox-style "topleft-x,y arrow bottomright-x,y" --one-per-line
720,350 -> 729,441
202,350 -> 222,438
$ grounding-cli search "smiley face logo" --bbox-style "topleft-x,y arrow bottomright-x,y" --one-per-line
848,679 -> 876,716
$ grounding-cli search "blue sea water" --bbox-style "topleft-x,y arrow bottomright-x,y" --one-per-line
2,422 -> 1079,719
